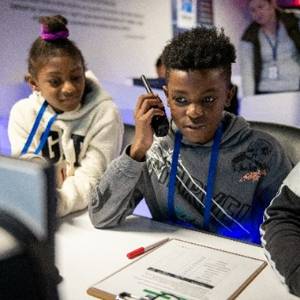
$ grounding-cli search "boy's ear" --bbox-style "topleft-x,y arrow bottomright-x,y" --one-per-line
225,84 -> 236,107
26,74 -> 40,92
163,85 -> 170,107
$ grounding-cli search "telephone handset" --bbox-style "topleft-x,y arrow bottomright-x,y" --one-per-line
140,75 -> 169,137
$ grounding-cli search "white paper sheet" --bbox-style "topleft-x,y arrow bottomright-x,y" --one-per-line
89,239 -> 266,300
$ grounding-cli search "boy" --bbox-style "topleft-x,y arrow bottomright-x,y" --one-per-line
261,162 -> 300,296
89,26 -> 291,243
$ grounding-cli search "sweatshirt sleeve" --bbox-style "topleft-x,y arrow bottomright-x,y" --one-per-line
239,41 -> 255,97
261,163 -> 300,297
88,147 -> 145,228
57,103 -> 124,217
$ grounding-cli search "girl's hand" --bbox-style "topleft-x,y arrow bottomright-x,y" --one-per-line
129,93 -> 165,161
55,160 -> 67,188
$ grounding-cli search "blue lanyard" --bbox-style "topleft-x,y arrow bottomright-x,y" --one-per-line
262,22 -> 279,61
167,130 -> 182,221
167,124 -> 223,229
21,100 -> 58,155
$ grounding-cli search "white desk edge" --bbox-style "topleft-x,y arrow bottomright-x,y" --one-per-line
56,211 -> 297,300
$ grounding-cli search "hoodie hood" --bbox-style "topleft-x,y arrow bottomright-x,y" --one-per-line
220,112 -> 251,146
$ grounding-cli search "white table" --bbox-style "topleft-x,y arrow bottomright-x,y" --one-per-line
56,211 -> 297,300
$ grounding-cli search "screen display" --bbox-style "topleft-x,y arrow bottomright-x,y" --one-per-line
0,156 -> 54,240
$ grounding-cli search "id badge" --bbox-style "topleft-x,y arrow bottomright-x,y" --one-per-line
268,65 -> 278,79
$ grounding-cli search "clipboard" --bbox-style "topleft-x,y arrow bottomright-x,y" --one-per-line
87,238 -> 267,300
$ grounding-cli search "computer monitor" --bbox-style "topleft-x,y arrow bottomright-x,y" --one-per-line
0,155 -> 56,241
0,156 -> 58,300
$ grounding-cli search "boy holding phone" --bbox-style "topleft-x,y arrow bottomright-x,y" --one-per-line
89,26 -> 291,244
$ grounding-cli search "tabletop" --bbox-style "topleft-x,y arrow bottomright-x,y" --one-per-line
55,211 -> 297,300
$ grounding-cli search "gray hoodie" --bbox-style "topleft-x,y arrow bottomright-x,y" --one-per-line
89,113 -> 292,244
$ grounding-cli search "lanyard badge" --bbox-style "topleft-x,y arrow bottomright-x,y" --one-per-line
268,65 -> 278,80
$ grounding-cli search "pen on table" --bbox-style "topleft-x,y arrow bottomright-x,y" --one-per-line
126,238 -> 169,259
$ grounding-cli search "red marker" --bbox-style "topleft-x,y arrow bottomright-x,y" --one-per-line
127,238 -> 169,259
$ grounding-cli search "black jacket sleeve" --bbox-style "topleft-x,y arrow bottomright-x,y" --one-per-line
261,185 -> 300,296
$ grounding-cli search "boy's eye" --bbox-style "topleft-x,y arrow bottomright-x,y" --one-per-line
174,96 -> 188,105
202,96 -> 216,105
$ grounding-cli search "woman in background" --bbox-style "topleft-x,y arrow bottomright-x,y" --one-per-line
240,0 -> 300,96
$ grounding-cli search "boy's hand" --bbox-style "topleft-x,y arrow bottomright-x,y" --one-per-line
129,93 -> 165,161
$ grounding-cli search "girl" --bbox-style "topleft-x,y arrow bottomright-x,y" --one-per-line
8,15 -> 124,217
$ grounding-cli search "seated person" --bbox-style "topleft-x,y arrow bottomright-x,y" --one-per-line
89,26 -> 292,244
132,54 -> 166,90
8,15 -> 123,217
240,0 -> 300,96
261,162 -> 300,297
155,54 -> 166,79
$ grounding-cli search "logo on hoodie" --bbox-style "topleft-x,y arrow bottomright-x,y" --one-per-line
232,138 -> 272,182
42,131 -> 84,166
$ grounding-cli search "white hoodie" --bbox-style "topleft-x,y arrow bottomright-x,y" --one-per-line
8,71 -> 124,216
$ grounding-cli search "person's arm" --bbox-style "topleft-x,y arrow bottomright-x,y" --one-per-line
239,41 -> 255,97
88,92 -> 165,227
261,182 -> 300,297
56,103 -> 124,216
88,147 -> 146,228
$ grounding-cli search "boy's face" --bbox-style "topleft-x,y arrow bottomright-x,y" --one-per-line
29,56 -> 85,112
164,69 -> 233,144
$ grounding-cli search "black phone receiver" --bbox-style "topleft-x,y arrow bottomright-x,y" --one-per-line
140,75 -> 169,137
